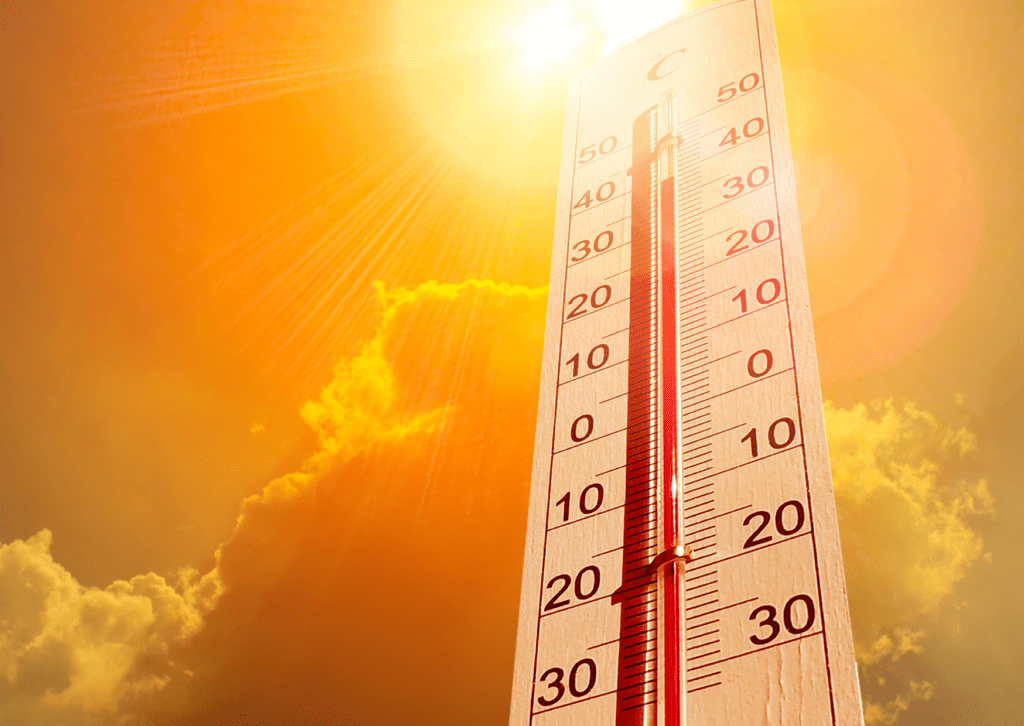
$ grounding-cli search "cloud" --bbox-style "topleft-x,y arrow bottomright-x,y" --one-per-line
862,681 -> 935,726
825,400 -> 992,723
236,281 -> 457,511
0,530 -> 218,726
217,279 -> 546,591
238,279 -> 544,506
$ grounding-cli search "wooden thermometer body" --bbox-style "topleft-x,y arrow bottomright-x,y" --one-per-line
510,2 -> 865,726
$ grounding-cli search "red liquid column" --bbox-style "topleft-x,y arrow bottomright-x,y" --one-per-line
656,92 -> 683,726
617,106 -> 661,726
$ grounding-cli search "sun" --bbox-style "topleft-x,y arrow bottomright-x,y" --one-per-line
511,3 -> 586,70
510,0 -> 689,70
589,0 -> 688,55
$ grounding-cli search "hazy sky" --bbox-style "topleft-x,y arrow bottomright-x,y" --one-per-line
0,1 -> 1021,725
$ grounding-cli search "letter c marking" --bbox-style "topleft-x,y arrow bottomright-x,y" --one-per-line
647,48 -> 686,81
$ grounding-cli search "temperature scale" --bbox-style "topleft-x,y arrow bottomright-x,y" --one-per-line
510,2 -> 865,725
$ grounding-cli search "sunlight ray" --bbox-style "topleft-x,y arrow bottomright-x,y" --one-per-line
75,42 -> 393,127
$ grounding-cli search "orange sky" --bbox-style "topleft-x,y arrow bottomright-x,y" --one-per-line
0,1 -> 1021,725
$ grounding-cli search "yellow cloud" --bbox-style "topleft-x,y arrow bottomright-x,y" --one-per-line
215,279 -> 547,592
862,681 -> 935,726
824,399 -> 992,723
241,279 -> 544,510
0,530 -> 218,724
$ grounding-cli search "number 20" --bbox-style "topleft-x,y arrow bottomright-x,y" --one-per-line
567,285 -> 612,319
726,219 -> 775,256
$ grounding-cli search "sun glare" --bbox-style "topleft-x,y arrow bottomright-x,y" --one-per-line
510,0 -> 689,75
512,4 -> 585,70
591,0 -> 688,54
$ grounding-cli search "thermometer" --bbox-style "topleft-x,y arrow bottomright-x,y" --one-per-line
510,2 -> 865,726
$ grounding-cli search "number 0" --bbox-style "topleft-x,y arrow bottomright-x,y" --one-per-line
756,278 -> 781,305
784,595 -> 816,634
768,417 -> 796,449
569,659 -> 597,697
747,349 -> 773,378
743,117 -> 764,137
747,165 -> 770,188
751,219 -> 774,244
580,483 -> 604,514
571,414 -> 594,443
